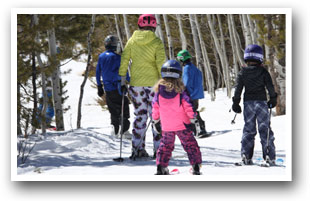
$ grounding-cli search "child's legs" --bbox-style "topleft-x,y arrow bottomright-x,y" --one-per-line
242,101 -> 257,159
144,87 -> 162,152
156,131 -> 176,167
106,90 -> 130,134
129,86 -> 149,150
256,101 -> 276,160
192,100 -> 206,131
177,129 -> 202,165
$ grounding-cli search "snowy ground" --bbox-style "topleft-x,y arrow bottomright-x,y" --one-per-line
14,59 -> 291,181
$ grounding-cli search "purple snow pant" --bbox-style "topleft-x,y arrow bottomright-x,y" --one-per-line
242,101 -> 276,160
156,129 -> 202,167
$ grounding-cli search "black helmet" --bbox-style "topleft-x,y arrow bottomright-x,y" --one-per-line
104,35 -> 119,51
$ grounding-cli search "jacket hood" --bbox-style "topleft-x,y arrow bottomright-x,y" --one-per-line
131,30 -> 157,45
159,85 -> 178,99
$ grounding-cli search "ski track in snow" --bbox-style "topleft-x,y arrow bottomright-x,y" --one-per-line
16,59 -> 289,179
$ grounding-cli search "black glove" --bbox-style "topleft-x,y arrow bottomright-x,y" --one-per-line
97,85 -> 104,97
232,97 -> 242,113
268,93 -> 277,108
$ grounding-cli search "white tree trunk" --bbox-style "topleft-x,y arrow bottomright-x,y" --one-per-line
155,14 -> 168,60
207,14 -> 231,97
123,14 -> 131,41
229,14 -> 246,67
189,14 -> 203,71
241,14 -> 253,46
163,14 -> 174,59
194,14 -> 215,100
247,14 -> 257,44
176,14 -> 187,49
48,16 -> 64,131
114,14 -> 124,50
33,14 -> 47,134
77,14 -> 96,129
227,14 -> 239,77
217,14 -> 231,97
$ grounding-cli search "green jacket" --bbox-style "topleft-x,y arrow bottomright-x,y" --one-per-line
119,30 -> 166,87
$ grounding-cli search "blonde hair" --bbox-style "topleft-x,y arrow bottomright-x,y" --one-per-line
154,78 -> 185,94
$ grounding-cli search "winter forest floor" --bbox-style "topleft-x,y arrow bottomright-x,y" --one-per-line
15,59 -> 291,181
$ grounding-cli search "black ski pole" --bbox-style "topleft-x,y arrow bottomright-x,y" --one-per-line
231,113 -> 237,124
113,91 -> 125,162
265,107 -> 272,162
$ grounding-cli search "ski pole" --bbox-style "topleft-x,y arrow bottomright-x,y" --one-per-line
113,91 -> 125,162
231,113 -> 237,124
265,107 -> 272,162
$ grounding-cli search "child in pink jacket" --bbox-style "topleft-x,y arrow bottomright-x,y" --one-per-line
152,60 -> 202,175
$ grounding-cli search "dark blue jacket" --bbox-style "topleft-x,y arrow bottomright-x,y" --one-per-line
182,62 -> 204,100
96,50 -> 121,91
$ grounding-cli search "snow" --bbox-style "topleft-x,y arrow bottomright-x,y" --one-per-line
14,59 -> 291,181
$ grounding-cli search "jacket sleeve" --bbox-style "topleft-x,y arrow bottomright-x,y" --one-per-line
155,41 -> 166,77
264,69 -> 277,98
233,71 -> 244,99
181,91 -> 196,119
119,41 -> 131,77
151,93 -> 160,120
95,55 -> 102,86
183,67 -> 193,96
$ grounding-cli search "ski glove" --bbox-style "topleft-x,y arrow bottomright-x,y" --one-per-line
119,76 -> 128,95
97,85 -> 104,97
117,81 -> 128,96
152,119 -> 161,134
267,93 -> 277,108
232,97 -> 242,113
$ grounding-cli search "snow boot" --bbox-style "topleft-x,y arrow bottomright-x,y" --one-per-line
192,164 -> 202,175
155,165 -> 169,175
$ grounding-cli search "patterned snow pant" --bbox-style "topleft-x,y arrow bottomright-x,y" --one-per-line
128,86 -> 162,153
156,129 -> 202,167
242,101 -> 276,160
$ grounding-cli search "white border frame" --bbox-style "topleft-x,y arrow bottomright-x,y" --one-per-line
11,8 -> 292,181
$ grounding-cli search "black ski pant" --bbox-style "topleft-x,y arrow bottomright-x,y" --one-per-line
192,99 -> 206,133
105,90 -> 130,134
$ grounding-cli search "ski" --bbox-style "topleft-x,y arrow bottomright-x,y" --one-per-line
234,158 -> 285,167
169,168 -> 180,175
113,156 -> 155,162
197,130 -> 231,139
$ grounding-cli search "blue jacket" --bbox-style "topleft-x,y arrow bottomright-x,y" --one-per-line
37,90 -> 54,124
96,50 -> 122,91
182,62 -> 204,100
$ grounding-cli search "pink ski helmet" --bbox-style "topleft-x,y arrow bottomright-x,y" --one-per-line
137,14 -> 157,28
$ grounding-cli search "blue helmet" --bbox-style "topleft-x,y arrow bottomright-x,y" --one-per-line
244,44 -> 264,63
161,60 -> 182,79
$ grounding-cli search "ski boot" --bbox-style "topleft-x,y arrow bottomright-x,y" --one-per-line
122,130 -> 132,140
241,154 -> 253,165
129,149 -> 149,160
197,129 -> 211,138
192,164 -> 202,175
261,157 -> 276,167
155,165 -> 169,175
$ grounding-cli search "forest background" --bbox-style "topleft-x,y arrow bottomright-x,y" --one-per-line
16,12 -> 287,134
